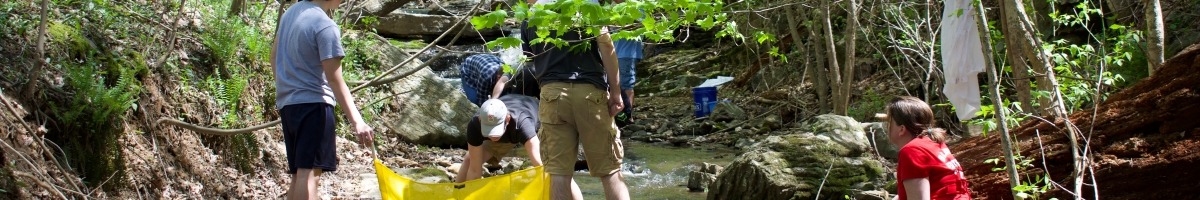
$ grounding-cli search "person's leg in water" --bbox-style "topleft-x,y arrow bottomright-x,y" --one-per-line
288,169 -> 322,200
616,58 -> 637,125
551,175 -> 585,200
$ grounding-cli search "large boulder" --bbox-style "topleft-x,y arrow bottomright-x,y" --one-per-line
353,32 -> 475,147
863,122 -> 900,160
803,114 -> 871,153
375,12 -> 478,38
347,0 -> 415,16
708,115 -> 889,200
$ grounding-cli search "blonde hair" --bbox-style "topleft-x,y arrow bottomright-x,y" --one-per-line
885,96 -> 948,143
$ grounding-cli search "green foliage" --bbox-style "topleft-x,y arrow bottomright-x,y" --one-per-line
389,39 -> 428,49
0,1 -> 36,37
202,18 -> 253,67
342,31 -> 384,71
984,154 -> 1055,199
966,99 -> 1026,135
1040,0 -> 1143,112
49,62 -> 143,188
471,0 -> 773,50
229,133 -> 261,172
846,89 -> 887,122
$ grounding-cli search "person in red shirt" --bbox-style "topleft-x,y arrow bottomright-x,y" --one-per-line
885,96 -> 971,200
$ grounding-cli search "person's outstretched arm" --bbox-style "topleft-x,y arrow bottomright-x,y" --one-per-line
322,58 -> 374,147
524,136 -> 543,166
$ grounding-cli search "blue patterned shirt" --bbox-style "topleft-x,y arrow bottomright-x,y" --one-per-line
460,54 -> 507,100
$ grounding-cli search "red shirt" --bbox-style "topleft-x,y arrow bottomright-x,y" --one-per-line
896,137 -> 971,200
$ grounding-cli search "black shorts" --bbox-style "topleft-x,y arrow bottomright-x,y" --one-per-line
281,103 -> 338,174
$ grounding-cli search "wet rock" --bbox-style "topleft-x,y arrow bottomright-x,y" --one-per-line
688,171 -> 717,192
710,101 -> 746,121
669,135 -> 696,147
707,131 -> 888,200
687,162 -> 723,192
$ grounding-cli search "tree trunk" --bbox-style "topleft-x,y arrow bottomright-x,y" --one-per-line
838,0 -> 858,116
228,0 -> 245,17
1000,1 -> 1037,115
973,2 -> 1022,198
822,0 -> 844,115
786,5 -> 807,85
810,10 -> 830,114
1145,0 -> 1165,75
1002,0 -> 1087,198
24,0 -> 50,101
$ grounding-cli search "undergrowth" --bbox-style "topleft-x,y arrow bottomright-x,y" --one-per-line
196,0 -> 275,173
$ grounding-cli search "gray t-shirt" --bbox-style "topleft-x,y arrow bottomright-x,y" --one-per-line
274,1 -> 344,109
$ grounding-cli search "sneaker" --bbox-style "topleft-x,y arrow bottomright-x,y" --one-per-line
615,112 -> 631,127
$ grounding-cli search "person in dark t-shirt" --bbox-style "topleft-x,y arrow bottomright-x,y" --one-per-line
455,94 -> 543,182
521,11 -> 630,200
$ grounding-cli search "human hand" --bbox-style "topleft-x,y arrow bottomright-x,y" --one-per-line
352,122 -> 375,148
607,91 -> 624,117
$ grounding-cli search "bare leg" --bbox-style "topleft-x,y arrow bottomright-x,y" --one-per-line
288,168 -> 323,200
570,178 -> 583,199
600,173 -> 630,200
551,174 -> 585,200
623,89 -> 634,109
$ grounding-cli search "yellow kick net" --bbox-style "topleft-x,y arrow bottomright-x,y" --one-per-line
374,159 -> 550,200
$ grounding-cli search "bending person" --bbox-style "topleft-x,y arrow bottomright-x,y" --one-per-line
456,95 -> 541,182
884,96 -> 972,200
460,54 -> 510,106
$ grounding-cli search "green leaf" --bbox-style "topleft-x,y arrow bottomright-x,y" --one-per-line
754,32 -> 775,44
486,37 -> 523,49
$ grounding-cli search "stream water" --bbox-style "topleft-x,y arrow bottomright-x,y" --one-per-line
573,141 -> 738,200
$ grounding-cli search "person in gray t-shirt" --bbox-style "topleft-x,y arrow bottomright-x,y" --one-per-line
271,0 -> 373,199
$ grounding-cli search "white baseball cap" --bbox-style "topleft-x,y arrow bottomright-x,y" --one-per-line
478,99 -> 509,138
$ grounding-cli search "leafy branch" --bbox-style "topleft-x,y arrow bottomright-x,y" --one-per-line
470,0 -> 781,60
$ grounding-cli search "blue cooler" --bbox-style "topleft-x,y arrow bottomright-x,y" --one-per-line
692,87 -> 718,117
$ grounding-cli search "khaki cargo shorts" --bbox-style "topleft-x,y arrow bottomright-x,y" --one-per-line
538,82 -> 624,177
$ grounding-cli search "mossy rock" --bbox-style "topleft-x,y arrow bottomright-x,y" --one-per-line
802,114 -> 871,155
48,22 -> 95,57
708,134 -> 888,200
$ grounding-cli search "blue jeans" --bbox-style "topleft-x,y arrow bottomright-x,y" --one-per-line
618,58 -> 638,90
462,80 -> 481,106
